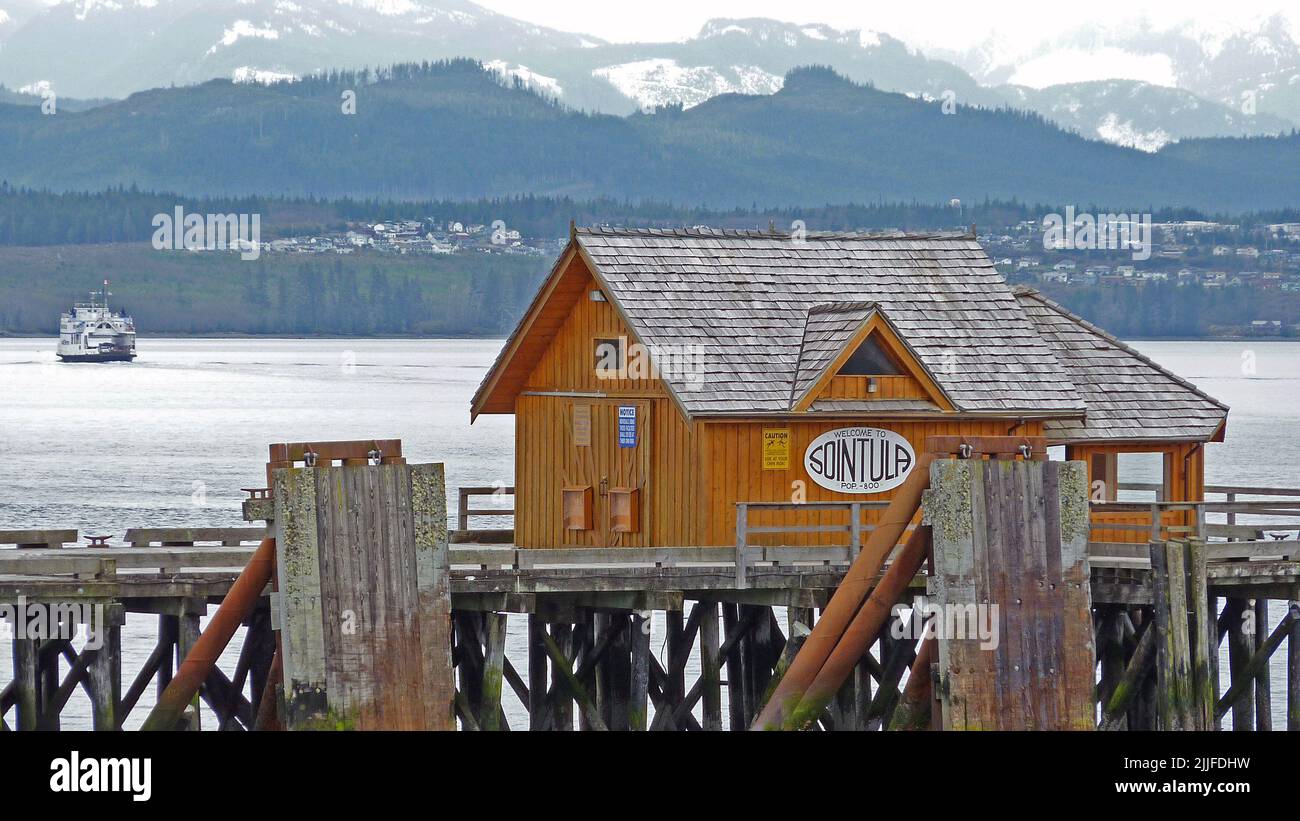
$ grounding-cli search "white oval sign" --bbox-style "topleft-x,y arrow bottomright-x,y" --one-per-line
803,427 -> 916,494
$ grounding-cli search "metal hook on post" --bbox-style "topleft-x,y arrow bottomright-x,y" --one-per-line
957,443 -> 973,459
303,448 -> 318,468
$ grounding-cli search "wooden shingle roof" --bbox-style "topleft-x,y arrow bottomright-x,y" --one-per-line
575,227 -> 1085,417
791,302 -> 879,405
1014,288 -> 1229,443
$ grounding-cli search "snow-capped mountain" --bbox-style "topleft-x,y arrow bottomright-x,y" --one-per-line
1002,80 -> 1293,152
0,0 -> 44,42
0,0 -> 601,99
549,18 -> 1004,114
947,14 -> 1300,127
3,1 -> 1300,152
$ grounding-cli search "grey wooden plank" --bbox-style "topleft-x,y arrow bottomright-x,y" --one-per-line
272,465 -> 328,727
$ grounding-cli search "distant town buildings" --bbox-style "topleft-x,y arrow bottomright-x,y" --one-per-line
985,216 -> 1300,337
258,217 -> 561,258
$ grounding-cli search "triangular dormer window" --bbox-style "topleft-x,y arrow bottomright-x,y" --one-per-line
836,333 -> 904,376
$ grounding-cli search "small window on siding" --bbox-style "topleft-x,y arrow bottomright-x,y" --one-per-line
837,334 -> 903,376
594,337 -> 625,379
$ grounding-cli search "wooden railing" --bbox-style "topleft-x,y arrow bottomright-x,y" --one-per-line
453,486 -> 515,543
1091,484 -> 1300,565
734,501 -> 895,587
0,528 -> 267,580
0,529 -> 78,549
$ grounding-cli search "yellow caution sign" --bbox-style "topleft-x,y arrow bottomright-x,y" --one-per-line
762,428 -> 790,470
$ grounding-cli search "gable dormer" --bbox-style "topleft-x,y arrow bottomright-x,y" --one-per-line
790,303 -> 953,412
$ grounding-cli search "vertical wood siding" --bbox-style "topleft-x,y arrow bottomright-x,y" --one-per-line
694,419 -> 1045,547
514,271 -> 696,548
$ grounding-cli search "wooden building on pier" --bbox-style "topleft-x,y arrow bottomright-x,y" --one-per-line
470,227 -> 1228,548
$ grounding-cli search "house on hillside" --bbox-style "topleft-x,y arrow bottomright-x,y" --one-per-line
471,227 -> 1227,549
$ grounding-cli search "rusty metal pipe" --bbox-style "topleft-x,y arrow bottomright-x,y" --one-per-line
253,649 -> 283,731
753,454 -> 934,730
141,537 -> 276,731
785,525 -> 933,729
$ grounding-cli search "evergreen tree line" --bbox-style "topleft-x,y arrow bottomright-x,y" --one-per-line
5,184 -> 1300,248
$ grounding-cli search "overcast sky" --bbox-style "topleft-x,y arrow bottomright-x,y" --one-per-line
475,0 -> 1299,52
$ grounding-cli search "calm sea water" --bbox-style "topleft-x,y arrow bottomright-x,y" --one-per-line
0,337 -> 1297,729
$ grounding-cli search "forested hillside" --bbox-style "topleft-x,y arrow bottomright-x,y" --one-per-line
2,62 -> 1300,210
0,184 -> 1273,248
0,243 -> 545,336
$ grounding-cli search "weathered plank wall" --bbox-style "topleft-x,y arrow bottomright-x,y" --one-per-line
928,457 -> 1096,730
272,461 -> 453,730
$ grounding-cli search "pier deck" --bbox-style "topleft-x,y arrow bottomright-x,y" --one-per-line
3,477 -> 1299,732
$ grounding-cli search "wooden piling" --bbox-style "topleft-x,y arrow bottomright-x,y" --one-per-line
1187,539 -> 1215,730
665,609 -> 686,731
1100,623 -> 1155,730
38,638 -> 60,730
541,628 -> 606,731
722,603 -> 744,730
1163,541 -> 1194,730
88,606 -> 123,731
699,602 -> 722,731
527,614 -> 548,730
1208,594 -> 1222,730
549,623 -> 574,730
1148,541 -> 1175,730
1216,605 -> 1297,722
1097,607 -> 1124,712
1288,598 -> 1300,732
1226,597 -> 1255,731
272,458 -> 454,729
607,613 -> 632,731
629,612 -> 650,731
156,615 -> 176,702
177,602 -> 204,731
480,612 -> 507,731
1254,598 -> 1272,732
12,638 -> 39,731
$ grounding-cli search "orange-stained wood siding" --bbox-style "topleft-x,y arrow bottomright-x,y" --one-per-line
523,271 -> 649,396
1070,442 -> 1206,543
513,269 -> 699,547
819,375 -> 930,401
694,418 -> 1046,547
475,249 -> 589,416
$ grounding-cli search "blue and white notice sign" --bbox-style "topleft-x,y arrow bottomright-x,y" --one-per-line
617,405 -> 637,448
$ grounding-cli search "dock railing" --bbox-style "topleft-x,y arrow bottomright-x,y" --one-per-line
1090,483 -> 1300,565
734,500 -> 895,587
0,527 -> 268,581
453,486 -> 514,544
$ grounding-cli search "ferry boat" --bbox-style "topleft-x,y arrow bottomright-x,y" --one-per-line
57,280 -> 137,363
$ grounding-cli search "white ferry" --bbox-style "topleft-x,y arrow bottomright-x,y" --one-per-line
57,281 -> 137,363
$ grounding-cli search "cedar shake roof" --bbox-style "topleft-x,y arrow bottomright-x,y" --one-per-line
790,302 -> 880,405
1013,287 -> 1229,443
574,227 -> 1083,416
